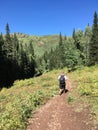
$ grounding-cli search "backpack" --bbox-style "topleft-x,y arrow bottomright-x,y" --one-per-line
59,75 -> 65,84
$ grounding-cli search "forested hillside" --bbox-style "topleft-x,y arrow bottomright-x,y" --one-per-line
14,33 -> 60,56
0,11 -> 98,88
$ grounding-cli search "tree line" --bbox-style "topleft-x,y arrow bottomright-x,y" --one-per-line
0,11 -> 98,88
37,11 -> 98,72
0,23 -> 36,88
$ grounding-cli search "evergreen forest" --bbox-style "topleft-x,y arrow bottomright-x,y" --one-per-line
0,11 -> 98,89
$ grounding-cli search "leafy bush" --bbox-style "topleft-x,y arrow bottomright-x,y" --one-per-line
68,65 -> 98,124
0,70 -> 59,130
67,96 -> 74,103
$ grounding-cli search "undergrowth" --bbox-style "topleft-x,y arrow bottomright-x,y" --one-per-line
0,69 -> 60,130
0,66 -> 98,129
67,65 -> 98,125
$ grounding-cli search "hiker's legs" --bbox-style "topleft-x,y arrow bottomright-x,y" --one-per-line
59,83 -> 65,95
59,89 -> 64,95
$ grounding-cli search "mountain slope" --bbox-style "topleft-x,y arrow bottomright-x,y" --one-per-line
0,66 -> 98,130
17,34 -> 60,56
27,65 -> 98,130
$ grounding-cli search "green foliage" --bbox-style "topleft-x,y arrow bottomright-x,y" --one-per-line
0,91 -> 44,130
68,65 -> 98,123
18,35 -> 59,57
64,41 -> 82,71
84,25 -> 92,65
0,64 -> 98,129
67,96 -> 74,103
79,84 -> 93,96
73,29 -> 84,50
1,11 -> 98,88
0,11 -> 98,129
0,70 -> 59,130
0,24 -> 36,88
89,12 -> 98,65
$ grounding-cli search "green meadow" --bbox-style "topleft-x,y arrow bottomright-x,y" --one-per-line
0,66 -> 98,129
68,65 -> 98,125
18,34 -> 60,56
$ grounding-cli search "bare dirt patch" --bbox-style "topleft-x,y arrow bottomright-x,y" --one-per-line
27,92 -> 98,130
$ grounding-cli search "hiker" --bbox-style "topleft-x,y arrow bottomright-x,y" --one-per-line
58,72 -> 68,95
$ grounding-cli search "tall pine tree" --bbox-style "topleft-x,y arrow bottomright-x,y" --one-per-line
89,11 -> 98,65
3,23 -> 13,58
84,25 -> 92,65
58,32 -> 65,68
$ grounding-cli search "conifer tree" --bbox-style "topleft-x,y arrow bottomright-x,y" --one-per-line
89,11 -> 98,65
28,42 -> 36,76
28,41 -> 35,61
0,33 -> 5,88
48,48 -> 55,70
64,41 -> 82,71
19,44 -> 28,78
64,35 -> 67,40
59,32 -> 63,46
58,32 -> 65,68
4,23 -> 13,58
0,33 -> 4,57
84,25 -> 92,65
72,28 -> 76,40
12,33 -> 19,61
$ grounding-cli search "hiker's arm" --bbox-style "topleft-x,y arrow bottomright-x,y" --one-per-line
58,76 -> 60,80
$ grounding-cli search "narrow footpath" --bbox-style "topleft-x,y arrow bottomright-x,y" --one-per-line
27,92 -> 97,130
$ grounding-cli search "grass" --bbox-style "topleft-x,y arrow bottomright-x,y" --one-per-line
0,69 -> 62,130
0,66 -> 98,129
18,35 -> 59,57
67,65 -> 98,125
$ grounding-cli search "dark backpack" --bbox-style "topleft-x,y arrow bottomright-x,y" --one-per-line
59,75 -> 65,84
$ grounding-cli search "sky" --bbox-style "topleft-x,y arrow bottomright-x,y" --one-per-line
0,0 -> 98,36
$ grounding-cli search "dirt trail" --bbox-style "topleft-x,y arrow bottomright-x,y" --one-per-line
27,92 -> 97,130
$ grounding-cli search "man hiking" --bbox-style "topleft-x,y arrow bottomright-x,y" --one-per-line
58,72 -> 68,95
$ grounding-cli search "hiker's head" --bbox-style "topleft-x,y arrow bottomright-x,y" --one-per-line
61,71 -> 65,76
